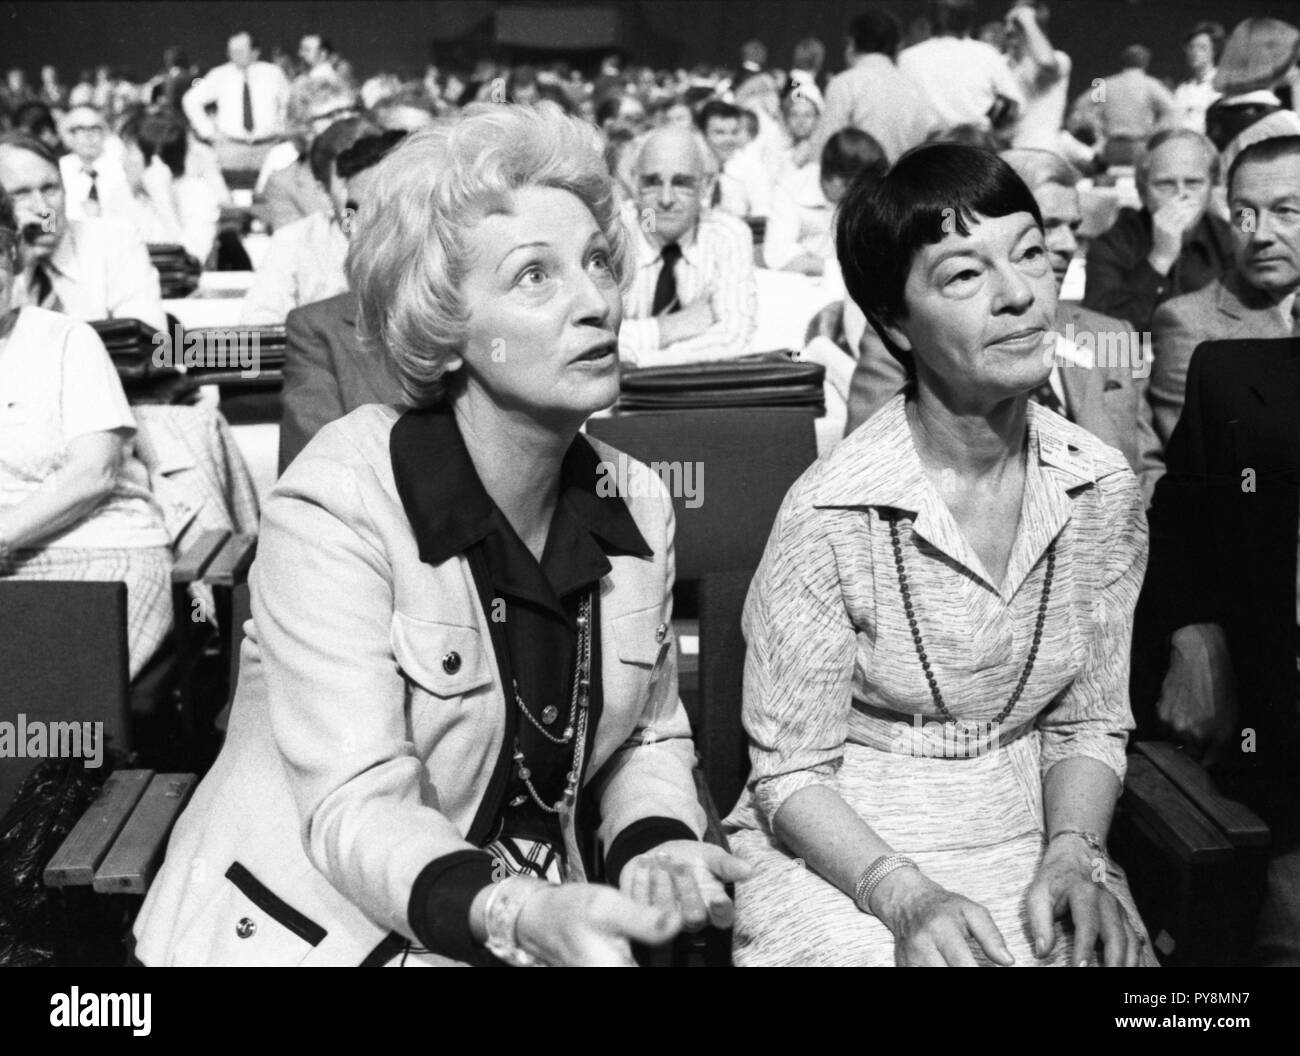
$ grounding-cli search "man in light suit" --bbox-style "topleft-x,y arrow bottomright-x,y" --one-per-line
278,130 -> 406,474
1149,135 -> 1300,446
846,147 -> 1163,500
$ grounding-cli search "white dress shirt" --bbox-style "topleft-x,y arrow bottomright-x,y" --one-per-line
0,307 -> 168,550
763,164 -> 833,271
12,217 -> 166,332
183,61 -> 289,141
1174,69 -> 1220,135
127,175 -> 222,263
1010,49 -> 1072,151
814,53 -> 942,162
60,145 -> 135,223
618,203 -> 757,367
239,210 -> 348,324
719,142 -> 774,219
898,36 -> 1024,131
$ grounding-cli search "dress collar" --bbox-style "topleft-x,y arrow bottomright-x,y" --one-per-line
813,393 -> 1094,601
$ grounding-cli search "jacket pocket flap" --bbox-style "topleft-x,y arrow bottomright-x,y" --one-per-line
390,611 -> 492,698
225,862 -> 327,946
613,605 -> 668,666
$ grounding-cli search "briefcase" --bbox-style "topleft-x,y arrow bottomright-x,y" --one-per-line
618,352 -> 824,412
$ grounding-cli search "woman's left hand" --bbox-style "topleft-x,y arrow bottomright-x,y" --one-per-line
620,841 -> 753,932
1024,837 -> 1142,966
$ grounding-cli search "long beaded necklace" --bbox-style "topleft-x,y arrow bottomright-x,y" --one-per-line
508,590 -> 593,814
888,515 -> 1055,726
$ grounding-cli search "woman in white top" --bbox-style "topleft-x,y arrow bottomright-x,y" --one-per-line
0,190 -> 171,677
119,104 -> 220,264
764,128 -> 886,276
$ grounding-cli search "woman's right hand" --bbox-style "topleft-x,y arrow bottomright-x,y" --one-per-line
871,868 -> 1015,967
515,882 -> 683,966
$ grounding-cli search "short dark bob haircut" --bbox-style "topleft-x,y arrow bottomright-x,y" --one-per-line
836,142 -> 1043,374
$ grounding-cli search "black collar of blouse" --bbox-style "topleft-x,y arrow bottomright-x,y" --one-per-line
391,402 -> 653,615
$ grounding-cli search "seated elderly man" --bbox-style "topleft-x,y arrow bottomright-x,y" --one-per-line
846,146 -> 1163,502
58,104 -> 135,223
240,116 -> 380,325
0,132 -> 166,332
278,130 -> 407,473
1083,128 -> 1233,331
1148,135 -> 1300,446
618,126 -> 757,367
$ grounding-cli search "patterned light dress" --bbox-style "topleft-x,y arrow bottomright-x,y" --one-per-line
724,395 -> 1157,966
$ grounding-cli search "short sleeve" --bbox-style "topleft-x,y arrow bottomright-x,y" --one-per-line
1036,472 -> 1148,783
58,320 -> 136,443
742,475 -> 859,823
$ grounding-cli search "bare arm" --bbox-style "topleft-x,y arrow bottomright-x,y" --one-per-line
0,430 -> 125,552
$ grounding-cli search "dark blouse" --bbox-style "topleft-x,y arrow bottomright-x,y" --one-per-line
388,403 -> 693,964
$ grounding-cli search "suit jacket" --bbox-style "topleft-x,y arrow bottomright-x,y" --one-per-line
279,291 -> 406,475
1136,338 -> 1300,837
844,302 -> 1164,501
1081,206 -> 1234,332
1149,270 -> 1292,447
133,404 -> 705,965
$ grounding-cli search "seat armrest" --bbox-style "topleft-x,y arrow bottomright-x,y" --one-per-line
1120,753 -> 1235,865
1134,742 -> 1270,849
203,533 -> 257,588
92,774 -> 197,895
44,770 -> 154,889
172,529 -> 231,585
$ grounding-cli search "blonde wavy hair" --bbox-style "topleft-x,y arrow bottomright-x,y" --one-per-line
347,102 -> 631,407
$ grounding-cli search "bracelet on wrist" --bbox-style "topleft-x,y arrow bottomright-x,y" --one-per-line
853,853 -> 919,915
483,875 -> 549,967
1047,829 -> 1107,857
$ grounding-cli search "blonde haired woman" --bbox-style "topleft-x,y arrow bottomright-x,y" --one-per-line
135,104 -> 747,967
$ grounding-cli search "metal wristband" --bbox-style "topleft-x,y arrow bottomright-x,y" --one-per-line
483,876 -> 548,967
853,853 -> 919,914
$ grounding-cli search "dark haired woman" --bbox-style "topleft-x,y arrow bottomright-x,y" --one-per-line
726,143 -> 1155,967
119,105 -> 219,263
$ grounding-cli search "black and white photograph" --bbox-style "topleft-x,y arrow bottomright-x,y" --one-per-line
0,0 -> 1297,1025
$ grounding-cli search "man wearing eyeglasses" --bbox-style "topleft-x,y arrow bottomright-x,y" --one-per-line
58,105 -> 133,224
0,131 -> 166,331
618,126 -> 757,367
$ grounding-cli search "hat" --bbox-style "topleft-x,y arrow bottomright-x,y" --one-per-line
1213,17 -> 1300,96
1221,107 -> 1300,179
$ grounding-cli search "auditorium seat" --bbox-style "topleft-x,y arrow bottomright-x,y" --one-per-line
586,408 -> 818,579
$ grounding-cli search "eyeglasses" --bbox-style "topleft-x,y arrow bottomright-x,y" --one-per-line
637,174 -> 701,198
65,125 -> 106,135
